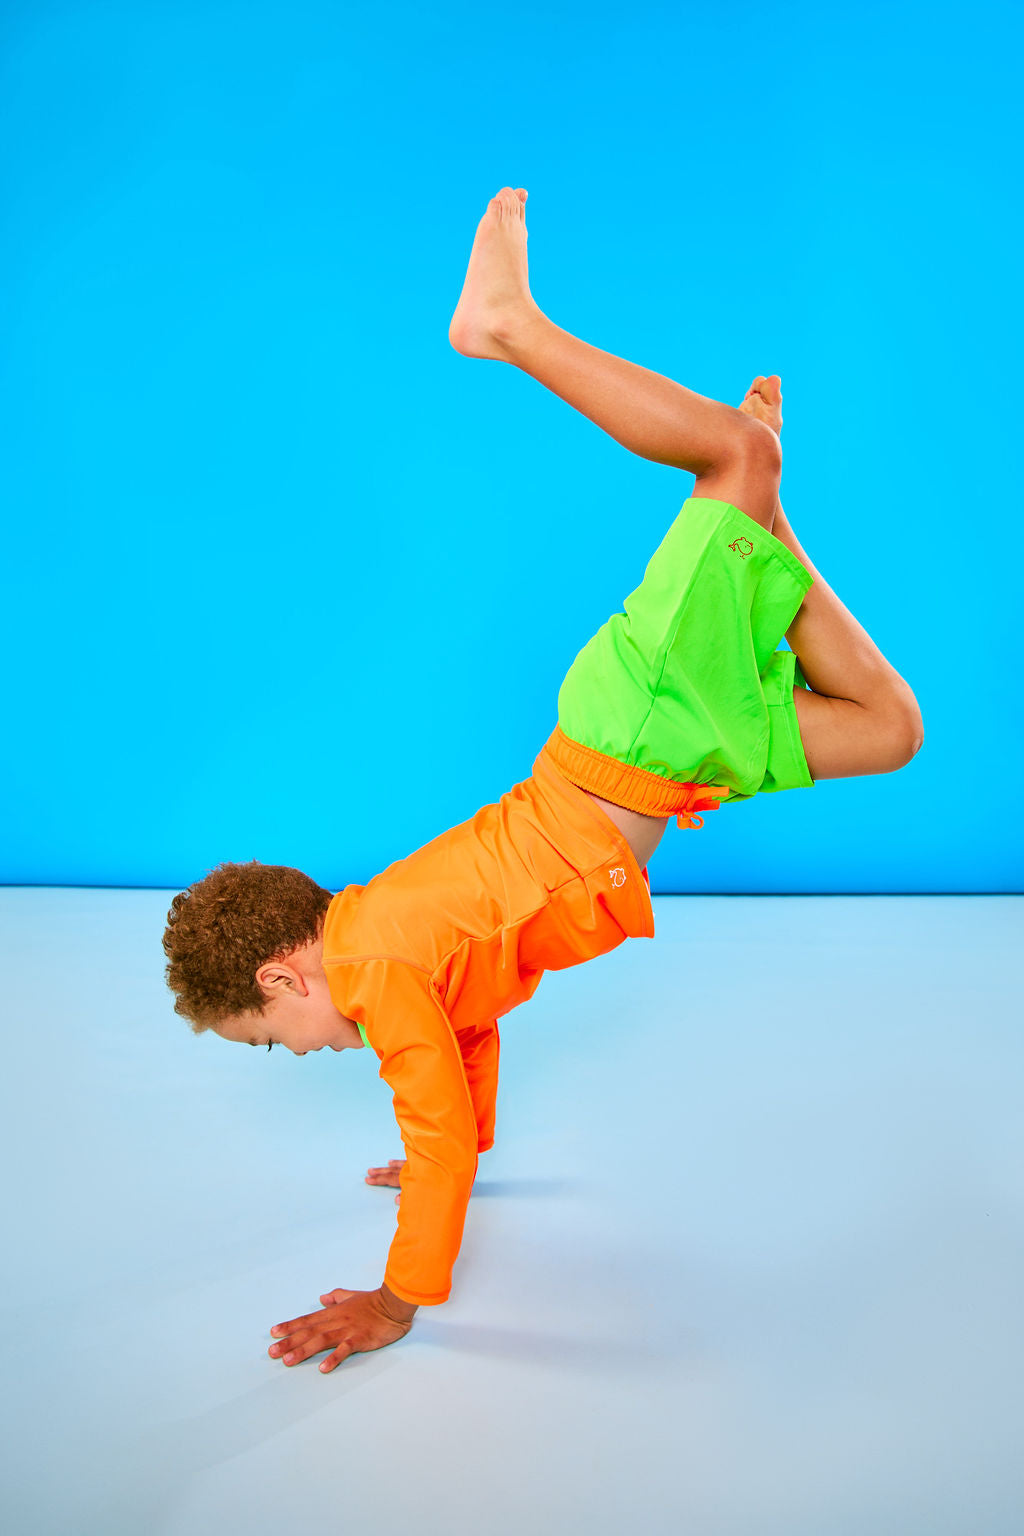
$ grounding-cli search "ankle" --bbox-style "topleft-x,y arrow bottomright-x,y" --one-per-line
490,300 -> 547,360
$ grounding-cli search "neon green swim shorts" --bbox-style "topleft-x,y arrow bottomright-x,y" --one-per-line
551,495 -> 816,812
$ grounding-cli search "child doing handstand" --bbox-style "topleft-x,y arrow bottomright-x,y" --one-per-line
162,187 -> 924,1375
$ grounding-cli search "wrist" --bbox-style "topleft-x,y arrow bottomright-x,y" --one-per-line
379,1281 -> 419,1322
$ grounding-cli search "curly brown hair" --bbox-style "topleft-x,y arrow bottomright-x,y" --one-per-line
163,860 -> 335,1032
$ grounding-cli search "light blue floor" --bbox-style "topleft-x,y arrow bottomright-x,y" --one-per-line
1,889 -> 1022,1536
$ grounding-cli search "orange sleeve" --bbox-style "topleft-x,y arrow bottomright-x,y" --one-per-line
454,1020 -> 501,1152
327,957 -> 480,1306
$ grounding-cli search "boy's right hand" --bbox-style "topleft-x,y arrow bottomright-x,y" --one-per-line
365,1158 -> 406,1206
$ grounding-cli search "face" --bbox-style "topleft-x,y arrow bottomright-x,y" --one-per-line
213,938 -> 365,1055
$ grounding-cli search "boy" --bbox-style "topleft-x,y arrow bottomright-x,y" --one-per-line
162,187 -> 924,1375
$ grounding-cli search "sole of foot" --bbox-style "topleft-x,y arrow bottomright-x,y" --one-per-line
449,186 -> 536,361
739,374 -> 783,436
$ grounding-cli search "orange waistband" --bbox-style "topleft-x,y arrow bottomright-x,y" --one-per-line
539,725 -> 729,830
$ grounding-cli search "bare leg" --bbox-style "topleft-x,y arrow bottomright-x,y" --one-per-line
770,499 -> 913,708
449,187 -> 788,867
770,497 -> 924,780
449,187 -> 782,529
738,380 -> 925,778
449,191 -> 922,842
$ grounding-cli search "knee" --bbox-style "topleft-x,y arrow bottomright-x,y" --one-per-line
856,682 -> 924,774
890,696 -> 925,769
895,729 -> 924,769
736,416 -> 783,479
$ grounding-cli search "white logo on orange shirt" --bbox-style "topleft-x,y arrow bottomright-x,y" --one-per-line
608,867 -> 626,887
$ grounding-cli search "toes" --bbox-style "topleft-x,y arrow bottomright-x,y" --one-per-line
750,375 -> 781,403
492,186 -> 524,216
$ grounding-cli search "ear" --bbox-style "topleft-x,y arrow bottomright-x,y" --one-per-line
255,958 -> 306,995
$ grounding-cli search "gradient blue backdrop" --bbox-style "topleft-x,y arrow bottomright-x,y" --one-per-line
1,0 -> 1019,893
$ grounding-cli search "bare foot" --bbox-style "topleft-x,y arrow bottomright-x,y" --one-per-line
449,186 -> 535,360
738,374 -> 783,437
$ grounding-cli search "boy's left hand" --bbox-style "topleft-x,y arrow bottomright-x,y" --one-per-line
269,1286 -> 413,1373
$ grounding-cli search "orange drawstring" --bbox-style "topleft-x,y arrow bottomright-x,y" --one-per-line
674,784 -> 729,830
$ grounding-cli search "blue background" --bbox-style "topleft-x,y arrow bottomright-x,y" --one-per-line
1,0 -> 1019,893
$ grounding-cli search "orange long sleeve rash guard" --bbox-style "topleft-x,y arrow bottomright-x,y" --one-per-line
320,742 -> 656,1306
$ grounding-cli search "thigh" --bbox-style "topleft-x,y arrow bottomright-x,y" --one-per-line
791,687 -> 915,780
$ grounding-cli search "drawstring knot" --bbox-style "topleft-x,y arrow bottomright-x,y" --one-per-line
675,784 -> 729,830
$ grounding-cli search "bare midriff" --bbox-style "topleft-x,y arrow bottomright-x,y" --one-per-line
580,789 -> 670,871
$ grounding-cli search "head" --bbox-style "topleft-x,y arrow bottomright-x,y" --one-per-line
162,860 -> 364,1054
